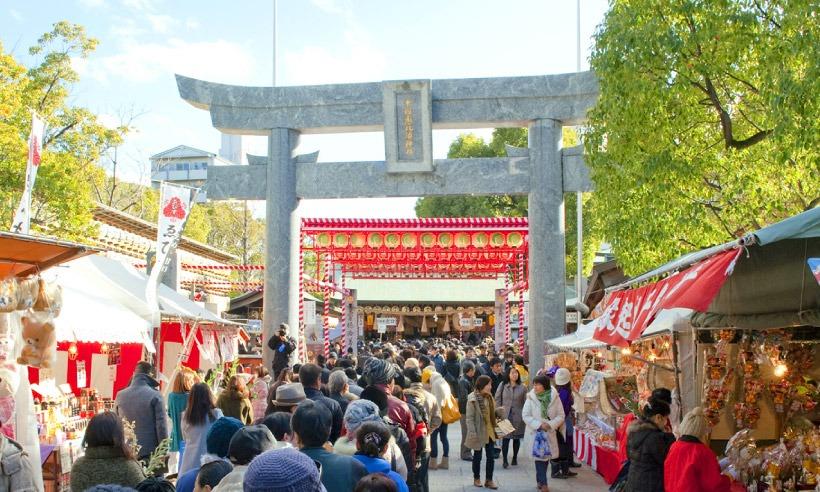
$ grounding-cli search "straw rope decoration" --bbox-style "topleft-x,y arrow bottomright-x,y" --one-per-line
323,255 -> 331,358
504,268 -> 512,345
518,254 -> 526,355
298,232 -> 306,362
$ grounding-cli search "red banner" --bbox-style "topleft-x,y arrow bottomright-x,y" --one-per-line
593,248 -> 741,346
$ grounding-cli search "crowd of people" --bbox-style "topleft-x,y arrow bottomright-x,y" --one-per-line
0,323 -> 733,492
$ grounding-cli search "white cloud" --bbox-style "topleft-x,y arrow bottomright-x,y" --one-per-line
78,0 -> 106,6
9,9 -> 22,22
95,38 -> 256,84
146,14 -> 177,33
282,30 -> 386,85
121,0 -> 159,11
310,0 -> 348,16
184,18 -> 200,30
109,18 -> 145,39
96,113 -> 121,130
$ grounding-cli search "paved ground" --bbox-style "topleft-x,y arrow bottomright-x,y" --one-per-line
428,425 -> 608,491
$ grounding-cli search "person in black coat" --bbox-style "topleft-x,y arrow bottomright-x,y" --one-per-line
457,360 -> 477,461
442,350 -> 462,397
267,323 -> 296,379
624,395 -> 676,492
299,364 -> 344,443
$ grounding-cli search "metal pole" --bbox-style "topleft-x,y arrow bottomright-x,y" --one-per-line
272,0 -> 277,86
575,0 -> 585,328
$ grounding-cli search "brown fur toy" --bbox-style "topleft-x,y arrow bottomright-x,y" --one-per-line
16,315 -> 56,369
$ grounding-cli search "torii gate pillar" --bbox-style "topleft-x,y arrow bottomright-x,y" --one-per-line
262,128 -> 299,370
528,119 -> 566,374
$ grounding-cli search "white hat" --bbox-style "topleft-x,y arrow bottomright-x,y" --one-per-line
555,368 -> 571,386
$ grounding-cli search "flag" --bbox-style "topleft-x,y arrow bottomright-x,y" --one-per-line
592,248 -> 741,346
10,113 -> 46,234
144,182 -> 197,353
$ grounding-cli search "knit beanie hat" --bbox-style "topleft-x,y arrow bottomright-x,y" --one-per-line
363,357 -> 395,385
243,448 -> 324,492
343,399 -> 382,434
678,407 -> 708,441
360,385 -> 389,414
404,357 -> 419,369
228,425 -> 276,465
206,416 -> 244,458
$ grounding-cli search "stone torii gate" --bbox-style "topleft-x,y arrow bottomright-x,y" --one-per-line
176,72 -> 597,373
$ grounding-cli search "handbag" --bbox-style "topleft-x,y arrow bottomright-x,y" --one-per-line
441,395 -> 461,424
532,430 -> 552,459
495,419 -> 515,437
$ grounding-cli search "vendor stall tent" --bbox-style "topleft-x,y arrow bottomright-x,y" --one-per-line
0,232 -> 101,492
55,255 -> 241,387
587,208 -> 819,437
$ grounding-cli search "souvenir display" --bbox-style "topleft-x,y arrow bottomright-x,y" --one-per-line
734,350 -> 764,429
702,340 -> 735,427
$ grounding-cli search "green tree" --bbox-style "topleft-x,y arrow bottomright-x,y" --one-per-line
415,127 -> 598,277
0,22 -> 127,240
585,0 -> 819,275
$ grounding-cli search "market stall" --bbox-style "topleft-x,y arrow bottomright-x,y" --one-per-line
578,207 -> 820,489
0,232 -> 100,492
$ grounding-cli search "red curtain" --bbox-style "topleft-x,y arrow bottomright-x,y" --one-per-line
28,342 -> 143,398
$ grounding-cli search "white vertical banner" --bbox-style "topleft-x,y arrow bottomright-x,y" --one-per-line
10,113 -> 46,234
145,182 -> 196,353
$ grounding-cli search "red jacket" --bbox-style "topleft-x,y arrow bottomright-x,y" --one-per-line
376,384 -> 417,458
664,436 -> 731,492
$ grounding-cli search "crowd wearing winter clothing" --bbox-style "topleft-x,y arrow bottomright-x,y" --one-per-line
55,334 -> 734,492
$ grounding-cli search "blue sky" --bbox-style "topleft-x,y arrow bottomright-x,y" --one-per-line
2,0 -> 609,218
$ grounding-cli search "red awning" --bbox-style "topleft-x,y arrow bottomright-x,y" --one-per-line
592,248 -> 742,346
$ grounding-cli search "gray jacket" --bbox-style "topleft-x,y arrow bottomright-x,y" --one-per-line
0,435 -> 36,492
116,373 -> 168,459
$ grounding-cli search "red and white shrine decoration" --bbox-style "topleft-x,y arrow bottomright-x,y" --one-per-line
295,217 -> 532,360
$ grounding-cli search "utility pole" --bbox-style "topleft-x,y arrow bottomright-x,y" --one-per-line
575,0 -> 585,328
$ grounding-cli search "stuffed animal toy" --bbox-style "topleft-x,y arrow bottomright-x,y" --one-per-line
15,278 -> 39,311
0,279 -> 18,313
16,315 -> 56,369
33,278 -> 62,316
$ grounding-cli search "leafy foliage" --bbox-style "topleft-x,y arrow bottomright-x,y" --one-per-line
0,22 -> 127,240
415,127 -> 598,276
585,0 -> 819,275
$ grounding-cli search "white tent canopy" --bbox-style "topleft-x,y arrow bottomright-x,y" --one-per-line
547,320 -> 606,350
55,255 -> 236,326
54,287 -> 150,343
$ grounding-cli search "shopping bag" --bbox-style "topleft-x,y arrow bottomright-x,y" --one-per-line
495,419 -> 515,438
441,395 -> 461,424
532,430 -> 552,459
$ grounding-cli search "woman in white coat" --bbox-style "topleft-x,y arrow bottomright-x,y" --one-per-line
426,368 -> 453,470
522,374 -> 566,492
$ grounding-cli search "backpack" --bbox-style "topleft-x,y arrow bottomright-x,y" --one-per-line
403,391 -> 429,463
383,416 -> 413,474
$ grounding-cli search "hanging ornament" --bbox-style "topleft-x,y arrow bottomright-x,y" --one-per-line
67,343 -> 78,361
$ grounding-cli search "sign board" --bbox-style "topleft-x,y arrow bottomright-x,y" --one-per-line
247,319 -> 262,333
305,300 -> 317,326
357,313 -> 364,329
565,311 -> 579,324
459,317 -> 472,328
376,316 -> 396,334
473,318 -> 484,326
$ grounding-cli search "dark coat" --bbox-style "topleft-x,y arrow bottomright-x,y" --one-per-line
442,361 -> 461,396
625,419 -> 676,492
457,375 -> 474,414
301,446 -> 368,492
115,373 -> 168,459
267,334 -> 295,378
304,387 -> 344,443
